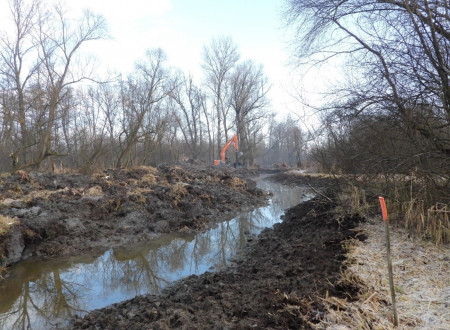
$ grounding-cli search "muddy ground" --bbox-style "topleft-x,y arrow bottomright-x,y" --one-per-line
0,162 -> 266,268
1,166 -> 366,329
68,172 -> 365,329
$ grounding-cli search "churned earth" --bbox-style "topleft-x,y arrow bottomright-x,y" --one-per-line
1,165 -> 373,329
68,172 -> 366,329
0,162 -> 266,268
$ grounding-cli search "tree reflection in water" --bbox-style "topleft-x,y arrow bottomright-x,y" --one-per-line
0,180 -> 313,329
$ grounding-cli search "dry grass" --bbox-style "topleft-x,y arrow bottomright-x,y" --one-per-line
228,177 -> 247,189
170,182 -> 189,207
0,214 -> 18,237
384,176 -> 448,244
0,172 -> 11,179
324,171 -> 448,245
286,170 -> 341,179
337,185 -> 370,217
318,218 -> 450,329
84,185 -> 104,196
402,200 -> 449,245
335,172 -> 449,245
127,187 -> 152,204
130,165 -> 160,177
141,173 -> 157,185
171,182 -> 188,195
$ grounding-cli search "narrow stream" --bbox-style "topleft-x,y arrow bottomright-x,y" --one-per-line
0,179 -> 313,329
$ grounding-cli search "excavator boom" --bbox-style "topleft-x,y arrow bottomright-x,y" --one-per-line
220,134 -> 238,162
214,134 -> 238,165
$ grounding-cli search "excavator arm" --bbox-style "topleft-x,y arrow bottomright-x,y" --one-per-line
214,134 -> 238,165
220,134 -> 238,162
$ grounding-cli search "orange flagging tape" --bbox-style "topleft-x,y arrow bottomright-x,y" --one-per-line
379,196 -> 389,222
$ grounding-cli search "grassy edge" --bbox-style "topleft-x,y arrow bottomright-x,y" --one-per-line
316,218 -> 449,329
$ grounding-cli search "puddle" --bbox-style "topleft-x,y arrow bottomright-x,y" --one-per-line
0,179 -> 313,329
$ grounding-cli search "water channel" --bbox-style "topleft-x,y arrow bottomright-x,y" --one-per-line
0,178 -> 314,329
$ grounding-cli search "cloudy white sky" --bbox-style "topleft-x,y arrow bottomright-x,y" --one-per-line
0,0 -> 335,122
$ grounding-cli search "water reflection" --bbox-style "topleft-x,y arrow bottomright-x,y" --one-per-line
0,179 -> 313,329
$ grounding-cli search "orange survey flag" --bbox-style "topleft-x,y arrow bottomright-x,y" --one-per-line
379,196 -> 388,222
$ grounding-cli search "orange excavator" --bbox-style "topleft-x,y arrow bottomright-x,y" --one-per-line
214,134 -> 238,165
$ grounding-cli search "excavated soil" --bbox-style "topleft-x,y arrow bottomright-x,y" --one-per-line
68,173 -> 365,329
1,167 -> 366,329
0,162 -> 266,267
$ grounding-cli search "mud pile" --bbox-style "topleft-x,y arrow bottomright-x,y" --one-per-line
268,171 -> 343,189
70,189 -> 364,329
0,162 -> 267,267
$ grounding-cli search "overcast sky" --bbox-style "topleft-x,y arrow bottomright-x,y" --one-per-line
0,0 -> 334,123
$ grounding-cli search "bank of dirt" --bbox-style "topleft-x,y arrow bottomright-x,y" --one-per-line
69,174 -> 365,329
269,171 -> 449,329
0,162 -> 267,268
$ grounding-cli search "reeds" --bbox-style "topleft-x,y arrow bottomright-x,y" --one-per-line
403,200 -> 449,245
336,184 -> 370,218
349,173 -> 449,245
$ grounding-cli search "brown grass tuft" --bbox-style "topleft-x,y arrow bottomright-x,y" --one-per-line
0,215 -> 18,237
403,200 -> 449,244
141,173 -> 157,185
0,265 -> 6,279
337,185 -> 370,217
228,177 -> 246,189
170,182 -> 189,207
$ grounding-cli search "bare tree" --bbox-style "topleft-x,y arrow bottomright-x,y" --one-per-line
1,8 -> 281,172
284,0 -> 450,187
263,115 -> 304,167
69,86 -> 112,172
169,73 -> 204,159
0,0 -> 41,167
34,4 -> 107,169
91,82 -> 121,168
202,36 -> 240,158
230,60 -> 270,165
200,89 -> 214,161
116,48 -> 172,168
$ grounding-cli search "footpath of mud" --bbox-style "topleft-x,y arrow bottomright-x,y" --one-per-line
0,163 -> 267,268
69,178 -> 365,329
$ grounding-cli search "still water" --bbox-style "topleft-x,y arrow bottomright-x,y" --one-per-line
0,179 -> 313,329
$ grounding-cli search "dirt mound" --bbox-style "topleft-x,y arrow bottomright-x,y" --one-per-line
69,191 -> 365,329
0,163 -> 267,267
269,171 -> 342,189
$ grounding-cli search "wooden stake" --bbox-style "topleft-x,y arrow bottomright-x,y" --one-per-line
379,196 -> 398,326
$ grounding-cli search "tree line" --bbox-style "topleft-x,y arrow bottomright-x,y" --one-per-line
0,0 -> 304,173
285,0 -> 449,201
